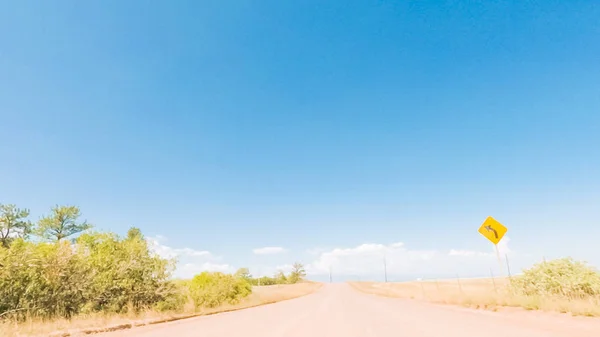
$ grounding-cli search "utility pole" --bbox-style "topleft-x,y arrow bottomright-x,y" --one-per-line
383,255 -> 388,283
329,265 -> 332,283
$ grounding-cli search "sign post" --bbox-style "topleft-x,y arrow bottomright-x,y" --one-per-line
478,216 -> 508,274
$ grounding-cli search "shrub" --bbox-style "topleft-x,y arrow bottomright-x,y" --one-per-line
75,230 -> 175,313
0,229 -> 176,320
0,239 -> 87,319
510,257 -> 600,298
188,272 -> 252,309
153,281 -> 188,312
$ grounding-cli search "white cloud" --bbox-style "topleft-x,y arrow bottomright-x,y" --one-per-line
154,234 -> 167,241
497,236 -> 512,256
275,264 -> 294,273
147,237 -> 213,259
176,248 -> 212,257
448,237 -> 513,259
253,246 -> 287,255
389,242 -> 404,249
147,236 -> 231,278
448,249 -> 492,257
178,262 -> 235,278
306,247 -> 328,255
145,235 -> 518,281
248,263 -> 296,278
306,242 -> 436,277
305,238 -> 516,280
248,265 -> 275,278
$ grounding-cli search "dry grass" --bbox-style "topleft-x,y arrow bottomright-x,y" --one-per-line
0,282 -> 322,337
249,282 -> 323,305
349,278 -> 600,317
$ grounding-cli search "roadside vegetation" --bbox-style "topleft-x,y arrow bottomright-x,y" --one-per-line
0,203 -> 317,336
350,257 -> 600,316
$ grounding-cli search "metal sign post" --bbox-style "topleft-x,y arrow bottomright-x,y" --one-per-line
478,216 -> 509,276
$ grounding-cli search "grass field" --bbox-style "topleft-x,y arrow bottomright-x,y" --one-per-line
1,282 -> 322,337
349,278 -> 600,317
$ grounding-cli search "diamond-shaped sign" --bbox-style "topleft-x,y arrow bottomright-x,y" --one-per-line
478,216 -> 507,245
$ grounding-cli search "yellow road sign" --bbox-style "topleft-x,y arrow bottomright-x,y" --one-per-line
478,216 -> 507,245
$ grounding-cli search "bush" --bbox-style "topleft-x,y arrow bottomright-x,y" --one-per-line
75,231 -> 175,313
188,272 -> 252,309
0,239 -> 87,319
0,230 -> 176,320
510,257 -> 600,298
153,281 -> 188,312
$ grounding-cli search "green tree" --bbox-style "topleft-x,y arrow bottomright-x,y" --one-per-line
37,205 -> 92,241
126,226 -> 144,240
235,267 -> 252,280
288,262 -> 306,284
0,204 -> 33,248
275,270 -> 287,284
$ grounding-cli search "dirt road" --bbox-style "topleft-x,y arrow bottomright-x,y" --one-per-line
101,284 -> 600,337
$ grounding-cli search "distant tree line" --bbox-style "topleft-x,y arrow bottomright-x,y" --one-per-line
234,263 -> 307,286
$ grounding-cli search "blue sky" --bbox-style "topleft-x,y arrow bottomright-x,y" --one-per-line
1,1 -> 599,281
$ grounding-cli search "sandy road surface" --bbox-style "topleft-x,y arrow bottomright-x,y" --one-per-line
100,284 -> 600,337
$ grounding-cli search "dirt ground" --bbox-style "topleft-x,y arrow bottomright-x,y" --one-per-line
349,278 -> 600,316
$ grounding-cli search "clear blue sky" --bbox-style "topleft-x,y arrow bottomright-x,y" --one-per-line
1,1 -> 599,280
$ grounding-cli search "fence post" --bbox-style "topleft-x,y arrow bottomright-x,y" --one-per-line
490,268 -> 498,293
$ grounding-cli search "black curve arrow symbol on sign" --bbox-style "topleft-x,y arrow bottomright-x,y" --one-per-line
485,225 -> 498,239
